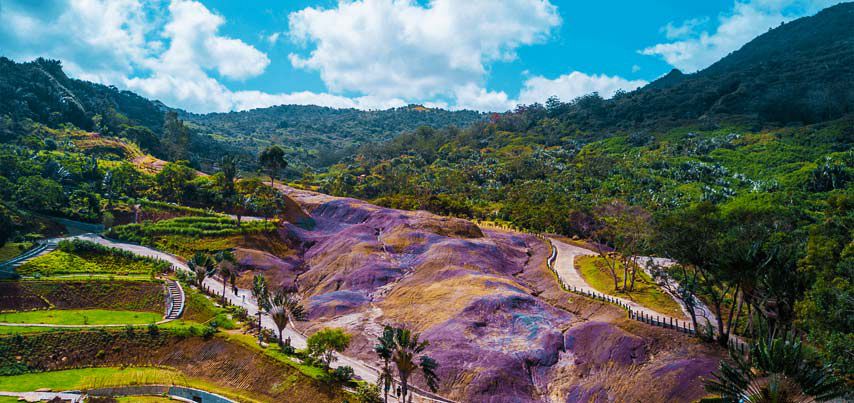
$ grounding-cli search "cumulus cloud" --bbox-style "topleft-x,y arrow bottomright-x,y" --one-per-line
287,0 -> 561,100
641,0 -> 840,72
517,71 -> 647,105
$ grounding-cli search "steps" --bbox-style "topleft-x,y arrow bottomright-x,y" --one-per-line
164,279 -> 185,320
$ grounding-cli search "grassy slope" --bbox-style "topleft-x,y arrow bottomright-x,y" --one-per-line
0,367 -> 260,402
0,309 -> 162,325
575,255 -> 685,318
0,242 -> 33,261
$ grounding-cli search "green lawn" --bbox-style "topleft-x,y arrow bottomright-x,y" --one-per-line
0,309 -> 161,325
19,274 -> 154,281
0,367 -> 184,392
0,242 -> 34,261
0,367 -> 263,402
575,255 -> 686,319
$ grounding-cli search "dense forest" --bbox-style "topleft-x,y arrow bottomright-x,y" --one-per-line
183,104 -> 484,171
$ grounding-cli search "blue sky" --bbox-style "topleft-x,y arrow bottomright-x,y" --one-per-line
0,0 -> 842,112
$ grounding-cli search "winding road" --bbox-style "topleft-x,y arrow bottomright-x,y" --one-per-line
548,238 -> 718,331
44,233 -> 452,403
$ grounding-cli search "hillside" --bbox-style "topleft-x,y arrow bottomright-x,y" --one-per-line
546,2 -> 854,132
182,104 -> 484,170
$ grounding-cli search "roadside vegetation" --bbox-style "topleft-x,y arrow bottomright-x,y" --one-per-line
16,239 -> 169,277
0,309 -> 161,326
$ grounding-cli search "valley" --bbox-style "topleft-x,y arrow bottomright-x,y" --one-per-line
0,2 -> 851,402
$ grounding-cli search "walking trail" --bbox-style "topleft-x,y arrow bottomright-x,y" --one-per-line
37,233 -> 452,403
548,237 -> 718,331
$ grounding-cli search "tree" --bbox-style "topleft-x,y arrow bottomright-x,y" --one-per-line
15,176 -> 65,213
214,250 -> 236,304
267,288 -> 306,348
390,326 -> 439,403
375,325 -> 396,403
251,274 -> 269,344
162,111 -> 190,161
705,332 -> 845,402
188,252 -> 215,289
0,205 -> 13,247
259,145 -> 287,187
592,200 -> 652,292
306,327 -> 351,369
155,161 -> 195,203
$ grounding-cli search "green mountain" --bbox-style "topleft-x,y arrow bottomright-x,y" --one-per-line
182,104 -> 484,170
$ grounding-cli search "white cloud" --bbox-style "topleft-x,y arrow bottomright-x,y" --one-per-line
641,0 -> 840,72
266,32 -> 281,45
452,84 -> 515,112
517,71 -> 647,105
662,17 -> 708,39
287,0 -> 561,100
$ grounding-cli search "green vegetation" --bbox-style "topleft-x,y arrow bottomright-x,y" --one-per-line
16,240 -> 169,277
575,256 -> 684,318
0,367 -> 180,392
0,309 -> 161,325
0,241 -> 32,261
306,328 -> 351,369
108,216 -> 275,243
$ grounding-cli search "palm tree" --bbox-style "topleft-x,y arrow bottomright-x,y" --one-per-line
268,288 -> 306,347
251,274 -> 269,344
391,327 -> 440,403
705,332 -> 845,402
375,325 -> 396,403
188,252 -> 215,290
214,250 -> 236,303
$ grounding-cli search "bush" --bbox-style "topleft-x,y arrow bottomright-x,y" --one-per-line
354,383 -> 382,403
332,365 -> 354,382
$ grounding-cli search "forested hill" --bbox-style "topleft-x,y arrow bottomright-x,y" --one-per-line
182,104 -> 484,169
0,56 -> 484,171
545,1 -> 854,132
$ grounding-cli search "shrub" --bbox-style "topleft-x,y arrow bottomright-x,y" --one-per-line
354,383 -> 382,403
332,365 -> 354,383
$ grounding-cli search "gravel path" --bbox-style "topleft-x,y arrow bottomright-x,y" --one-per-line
549,238 -> 707,330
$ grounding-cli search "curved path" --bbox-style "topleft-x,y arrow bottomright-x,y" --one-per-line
549,238 -> 716,331
57,233 -> 452,403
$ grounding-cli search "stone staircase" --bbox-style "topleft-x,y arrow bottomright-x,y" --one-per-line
164,279 -> 185,320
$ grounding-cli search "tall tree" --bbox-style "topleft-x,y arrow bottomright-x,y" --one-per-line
391,327 -> 439,403
592,200 -> 652,292
214,250 -> 236,304
251,274 -> 269,345
268,288 -> 306,348
188,252 -> 215,290
162,111 -> 190,161
375,326 -> 396,403
259,145 -> 287,187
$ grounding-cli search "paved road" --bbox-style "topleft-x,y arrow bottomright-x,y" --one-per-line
68,234 -> 452,403
549,238 -> 712,329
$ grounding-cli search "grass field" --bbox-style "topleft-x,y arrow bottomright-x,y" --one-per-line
0,367 -> 263,402
0,309 -> 161,325
575,255 -> 685,318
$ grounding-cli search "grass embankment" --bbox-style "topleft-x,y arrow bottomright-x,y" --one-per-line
108,216 -> 278,258
0,367 -> 256,402
575,255 -> 685,318
0,242 -> 33,261
17,239 -> 168,277
0,309 -> 162,325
